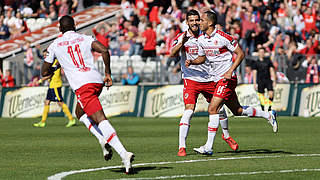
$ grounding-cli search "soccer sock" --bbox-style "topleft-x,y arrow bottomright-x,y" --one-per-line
62,103 -> 73,121
179,109 -> 193,149
79,114 -> 105,145
98,120 -> 127,159
268,97 -> 273,111
219,107 -> 229,138
220,118 -> 229,139
258,93 -> 266,111
242,106 -> 270,119
204,114 -> 219,150
41,105 -> 50,123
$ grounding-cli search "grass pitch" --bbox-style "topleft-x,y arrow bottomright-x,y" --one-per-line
0,116 -> 320,180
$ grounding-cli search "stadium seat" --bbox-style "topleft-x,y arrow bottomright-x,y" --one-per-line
131,55 -> 142,62
26,18 -> 36,26
119,55 -> 130,62
142,65 -> 154,82
36,18 -> 46,27
110,55 -> 119,62
45,18 -> 52,26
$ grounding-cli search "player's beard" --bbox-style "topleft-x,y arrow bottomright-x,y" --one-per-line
189,25 -> 199,35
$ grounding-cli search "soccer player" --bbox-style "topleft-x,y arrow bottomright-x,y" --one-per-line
41,15 -> 134,174
34,49 -> 76,128
253,47 -> 277,111
185,11 -> 278,154
171,9 -> 238,157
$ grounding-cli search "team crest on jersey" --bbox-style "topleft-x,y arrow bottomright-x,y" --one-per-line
214,40 -> 218,45
184,93 -> 189,99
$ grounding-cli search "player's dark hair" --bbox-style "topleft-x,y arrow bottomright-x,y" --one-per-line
147,22 -> 152,28
43,49 -> 48,53
186,9 -> 200,20
59,15 -> 76,33
205,11 -> 217,27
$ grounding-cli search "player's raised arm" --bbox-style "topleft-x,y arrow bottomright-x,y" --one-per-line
91,40 -> 112,87
170,32 -> 189,57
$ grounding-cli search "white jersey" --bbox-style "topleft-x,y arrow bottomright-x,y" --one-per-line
172,30 -> 212,82
198,29 -> 238,82
45,31 -> 103,91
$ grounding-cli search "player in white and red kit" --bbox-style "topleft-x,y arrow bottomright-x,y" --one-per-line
42,15 -> 134,174
171,10 -> 238,157
186,11 -> 278,154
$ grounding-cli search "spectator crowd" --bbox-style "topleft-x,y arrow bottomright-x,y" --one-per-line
1,0 -> 320,87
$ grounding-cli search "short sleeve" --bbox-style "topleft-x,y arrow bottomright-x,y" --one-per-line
44,44 -> 55,64
225,37 -> 238,52
198,36 -> 205,56
171,32 -> 184,49
87,35 -> 95,45
252,61 -> 257,70
268,59 -> 274,68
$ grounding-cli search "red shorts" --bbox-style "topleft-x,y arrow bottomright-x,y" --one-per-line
183,79 -> 216,105
75,83 -> 104,116
213,76 -> 237,101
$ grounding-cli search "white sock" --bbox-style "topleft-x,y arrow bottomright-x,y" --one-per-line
98,120 -> 127,159
204,114 -> 219,150
242,106 -> 270,119
179,109 -> 193,149
220,118 -> 229,138
219,107 -> 229,138
79,114 -> 105,145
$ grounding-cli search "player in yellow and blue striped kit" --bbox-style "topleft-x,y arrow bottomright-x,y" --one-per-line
33,50 -> 76,128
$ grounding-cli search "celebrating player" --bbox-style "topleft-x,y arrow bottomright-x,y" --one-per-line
33,49 -> 76,128
41,15 -> 134,174
185,11 -> 278,154
171,9 -> 238,157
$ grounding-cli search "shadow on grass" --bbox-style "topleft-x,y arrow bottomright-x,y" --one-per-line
217,149 -> 294,155
110,166 -> 173,175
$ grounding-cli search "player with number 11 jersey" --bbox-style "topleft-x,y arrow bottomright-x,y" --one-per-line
43,15 -> 134,174
45,31 -> 102,91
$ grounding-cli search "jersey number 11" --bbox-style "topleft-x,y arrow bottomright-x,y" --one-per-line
67,44 -> 85,68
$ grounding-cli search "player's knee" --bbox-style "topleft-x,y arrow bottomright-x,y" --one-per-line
208,106 -> 219,114
233,107 -> 243,116
180,109 -> 193,125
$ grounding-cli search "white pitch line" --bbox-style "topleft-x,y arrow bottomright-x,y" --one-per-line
48,154 -> 320,180
109,168 -> 320,180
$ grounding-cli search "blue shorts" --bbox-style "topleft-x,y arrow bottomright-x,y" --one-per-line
46,87 -> 63,102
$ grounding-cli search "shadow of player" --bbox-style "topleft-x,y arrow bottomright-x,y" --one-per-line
217,149 -> 293,155
110,166 -> 173,175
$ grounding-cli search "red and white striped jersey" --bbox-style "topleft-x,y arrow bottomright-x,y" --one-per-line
172,30 -> 213,82
197,29 -> 238,82
45,31 -> 103,91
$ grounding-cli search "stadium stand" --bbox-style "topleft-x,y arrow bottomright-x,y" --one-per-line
0,0 -> 320,86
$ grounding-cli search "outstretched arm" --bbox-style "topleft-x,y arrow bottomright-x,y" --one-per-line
91,40 -> 112,87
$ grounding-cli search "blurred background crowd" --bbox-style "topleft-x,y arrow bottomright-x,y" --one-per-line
0,0 -> 320,87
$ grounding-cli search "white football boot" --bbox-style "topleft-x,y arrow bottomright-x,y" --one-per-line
122,152 -> 135,174
268,110 -> 278,133
193,145 -> 213,155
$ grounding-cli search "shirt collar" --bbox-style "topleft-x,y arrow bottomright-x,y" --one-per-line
63,31 -> 75,36
205,28 -> 217,38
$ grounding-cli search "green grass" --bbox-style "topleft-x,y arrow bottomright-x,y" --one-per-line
0,116 -> 320,180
